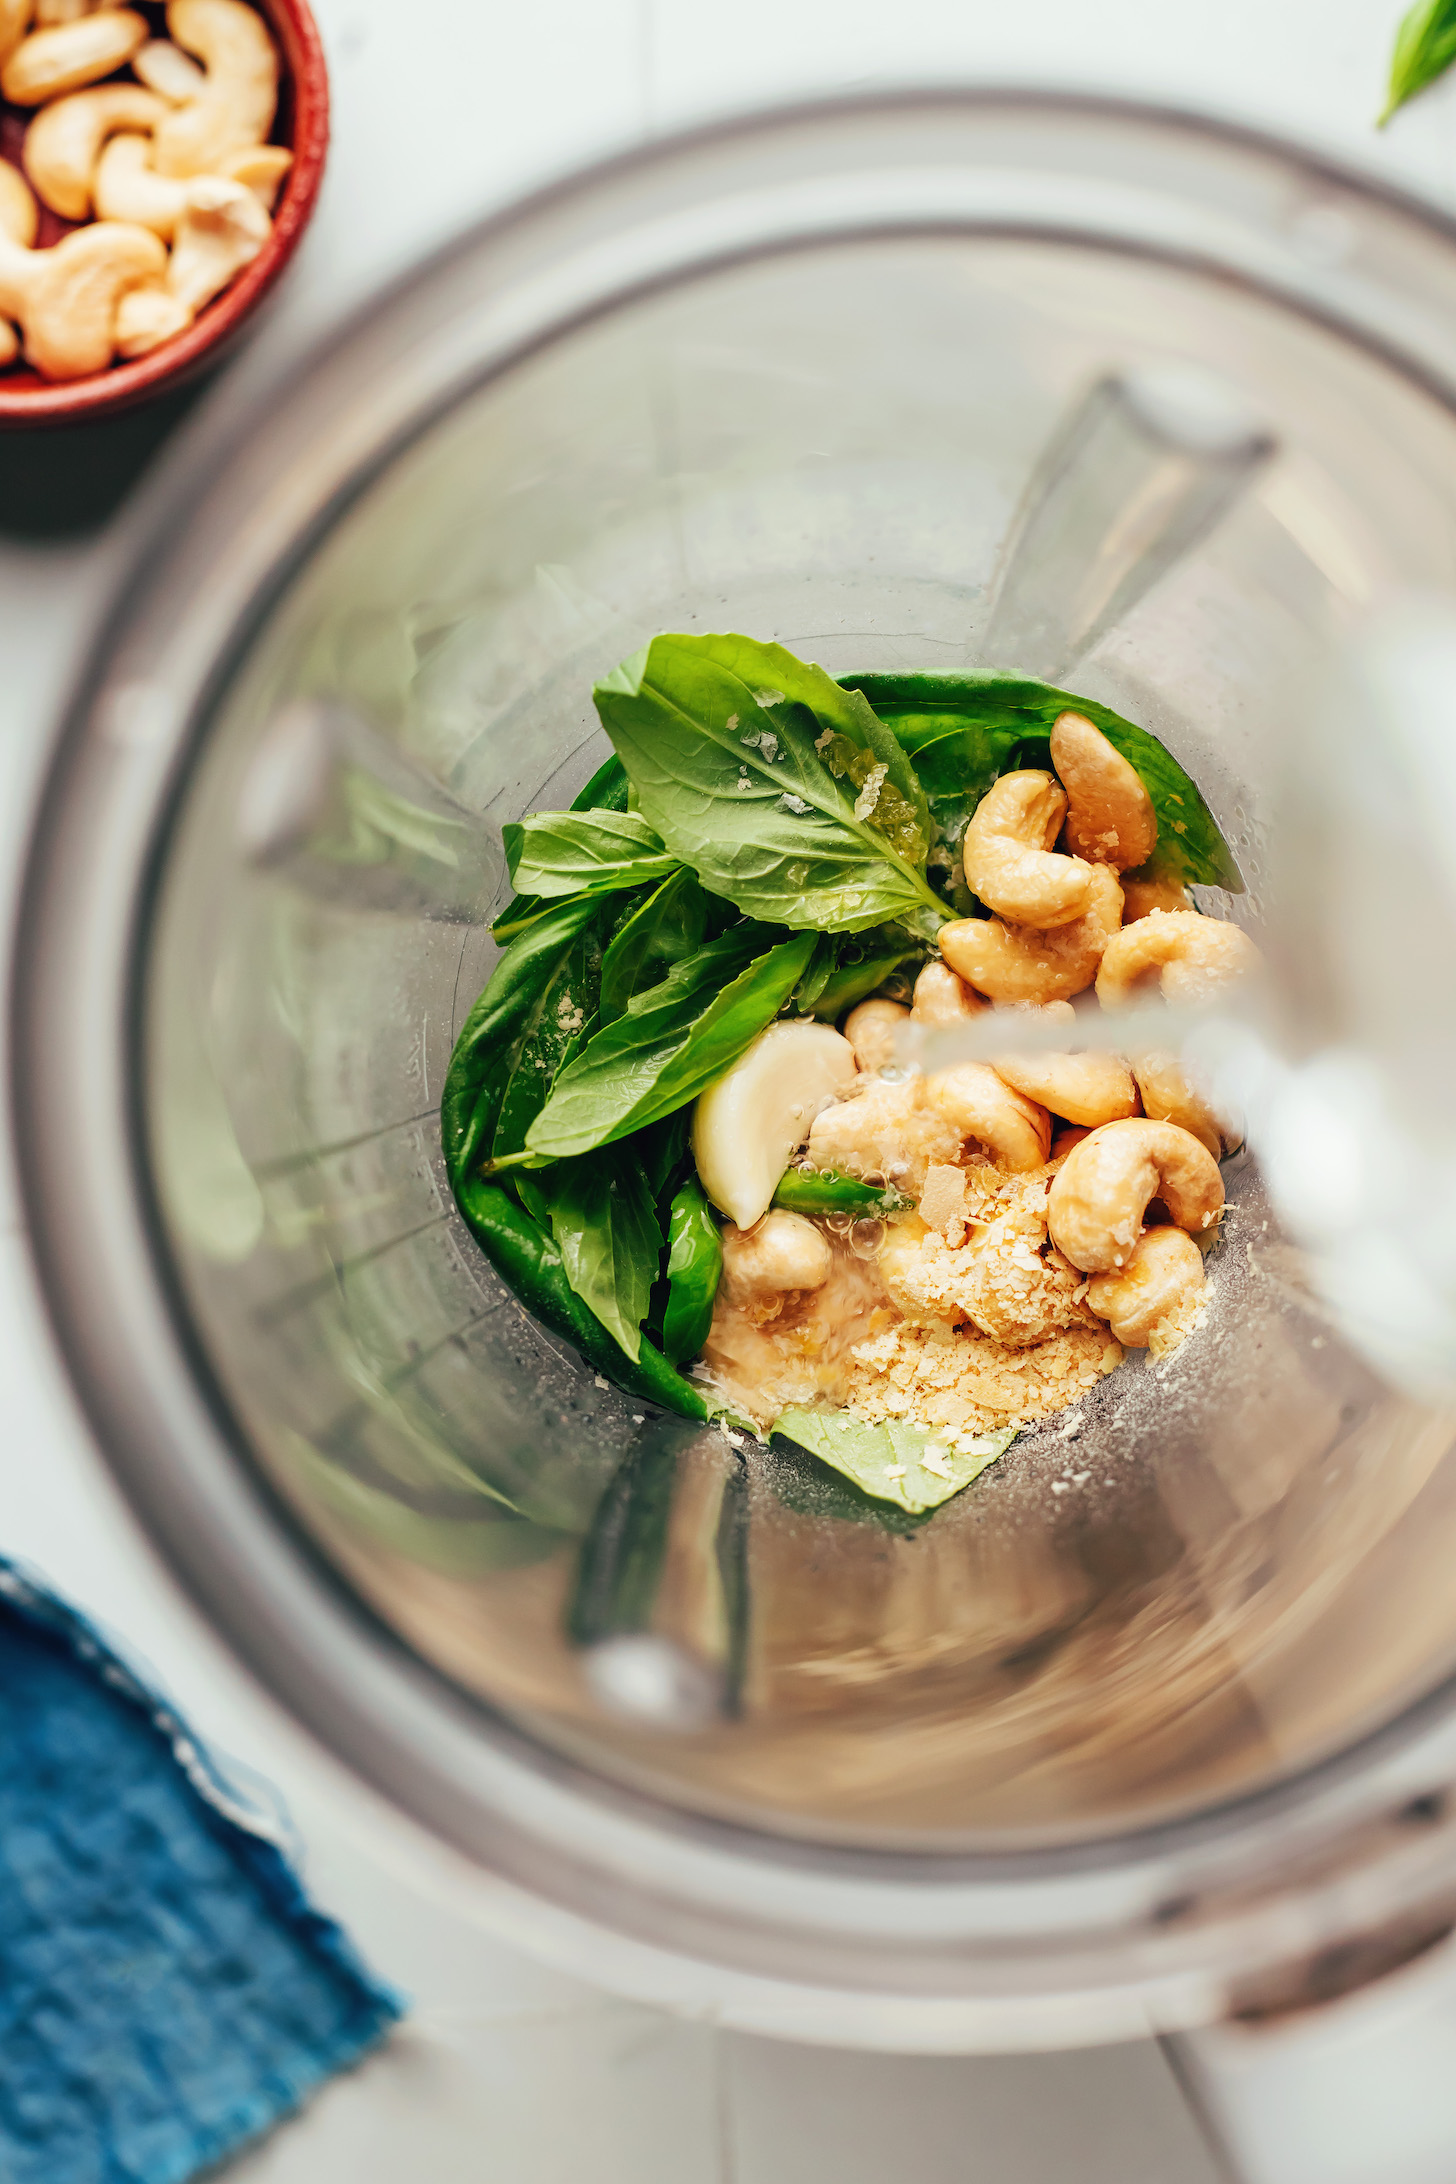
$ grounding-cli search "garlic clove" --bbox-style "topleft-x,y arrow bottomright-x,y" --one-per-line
692,1019 -> 858,1230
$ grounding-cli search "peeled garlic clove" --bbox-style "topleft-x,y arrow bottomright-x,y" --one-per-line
692,1020 -> 858,1229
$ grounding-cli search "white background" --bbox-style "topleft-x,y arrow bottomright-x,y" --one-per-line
2,2 -> 1455,2176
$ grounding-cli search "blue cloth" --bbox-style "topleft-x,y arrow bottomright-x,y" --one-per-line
0,1557 -> 403,2183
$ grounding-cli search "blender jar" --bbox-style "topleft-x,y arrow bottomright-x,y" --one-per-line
18,96 -> 1456,2114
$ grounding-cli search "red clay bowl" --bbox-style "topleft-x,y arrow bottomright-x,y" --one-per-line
0,0 -> 328,427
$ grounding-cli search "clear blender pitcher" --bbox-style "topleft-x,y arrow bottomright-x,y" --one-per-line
19,92 -> 1456,2184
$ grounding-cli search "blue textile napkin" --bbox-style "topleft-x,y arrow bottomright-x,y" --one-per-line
0,1556 -> 403,2183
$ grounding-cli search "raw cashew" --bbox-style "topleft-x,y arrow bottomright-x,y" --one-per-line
94,130 -> 187,235
807,1076 -> 963,1196
911,957 -> 984,1027
113,276 -> 190,354
721,1209 -> 832,1302
35,0 -> 132,19
217,138 -> 290,207
1086,1224 -> 1204,1347
132,33 -> 205,99
924,1062 -> 1051,1173
842,997 -> 909,1075
1131,1050 -> 1238,1162
694,1019 -> 858,1230
165,173 -> 269,311
0,216 -> 165,377
1049,711 -> 1157,873
152,0 -> 278,179
23,84 -> 165,221
0,159 -> 31,356
1122,871 -> 1192,922
992,1003 -> 1139,1129
940,865 -> 1124,1005
0,156 -> 38,245
1,8 -> 146,101
961,770 -> 1093,928
1096,909 -> 1260,1008
1048,1118 -> 1224,1274
0,0 -> 29,67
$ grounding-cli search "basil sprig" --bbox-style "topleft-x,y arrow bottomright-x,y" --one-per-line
1383,0 -> 1456,120
842,671 -> 1242,895
594,633 -> 948,938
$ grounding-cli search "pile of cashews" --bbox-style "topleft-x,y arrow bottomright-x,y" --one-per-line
0,0 -> 289,379
835,710 -> 1262,1346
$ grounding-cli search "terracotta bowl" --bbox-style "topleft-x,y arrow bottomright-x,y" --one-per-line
0,0 -> 328,428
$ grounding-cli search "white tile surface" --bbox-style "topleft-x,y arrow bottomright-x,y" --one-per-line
2,1 -> 1455,2178
721,2035 -> 1225,2184
224,2010 -> 725,2184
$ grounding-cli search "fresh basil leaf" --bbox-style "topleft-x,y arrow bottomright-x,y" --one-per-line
1384,0 -> 1456,118
599,866 -> 712,1024
574,753 -> 630,812
842,672 -> 1242,893
636,1105 -> 693,1205
800,926 -> 921,1021
595,634 -> 948,936
662,1176 -> 722,1364
774,1407 -> 1016,1514
541,1148 -> 662,1362
493,754 -> 631,939
440,894 -> 603,1187
787,930 -> 841,1014
514,1171 -> 552,1230
526,925 -> 816,1160
503,808 -> 678,901
491,913 -> 608,1159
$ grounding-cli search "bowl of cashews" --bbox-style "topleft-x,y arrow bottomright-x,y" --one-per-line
0,0 -> 326,422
